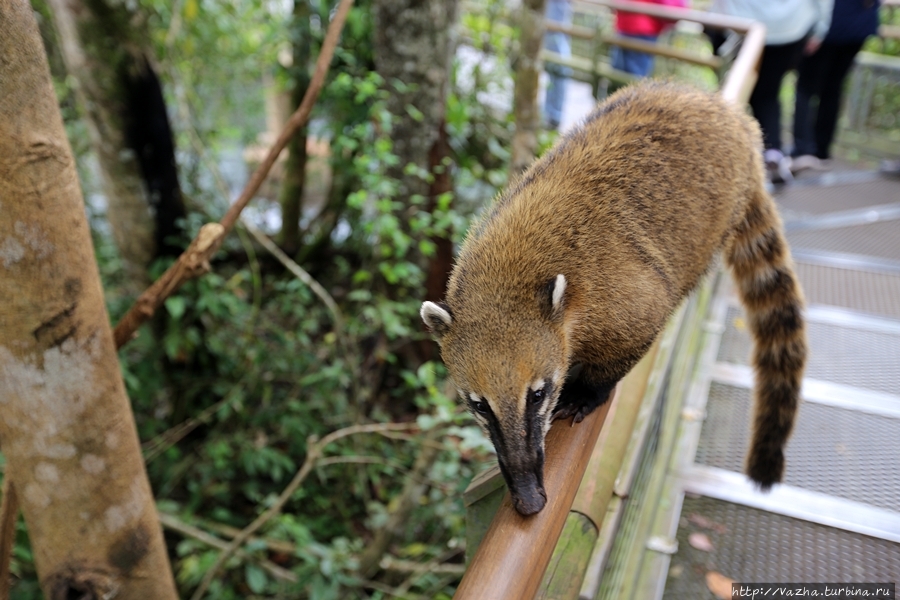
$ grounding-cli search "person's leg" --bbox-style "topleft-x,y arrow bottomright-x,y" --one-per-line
814,41 -> 864,159
749,37 -> 807,151
617,34 -> 658,77
704,26 -> 728,55
543,0 -> 572,128
545,70 -> 566,128
792,46 -> 829,158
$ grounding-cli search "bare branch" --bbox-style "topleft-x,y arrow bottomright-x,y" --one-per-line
112,0 -> 356,349
239,219 -> 344,333
189,421 -> 419,600
380,556 -> 465,575
158,513 -> 297,583
357,428 -> 443,577
142,380 -> 247,463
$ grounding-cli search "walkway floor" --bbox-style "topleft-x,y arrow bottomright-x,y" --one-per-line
660,166 -> 900,597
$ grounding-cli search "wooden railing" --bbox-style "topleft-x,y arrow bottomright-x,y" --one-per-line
541,0 -> 765,105
456,397 -> 613,598
454,3 -> 765,599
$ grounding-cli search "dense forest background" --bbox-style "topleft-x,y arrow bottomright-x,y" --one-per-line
7,0 -> 525,598
2,0 -> 899,598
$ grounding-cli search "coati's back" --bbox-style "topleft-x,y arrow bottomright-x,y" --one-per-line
422,81 -> 806,515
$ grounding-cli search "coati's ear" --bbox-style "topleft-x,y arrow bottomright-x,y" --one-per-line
421,301 -> 453,340
539,274 -> 567,320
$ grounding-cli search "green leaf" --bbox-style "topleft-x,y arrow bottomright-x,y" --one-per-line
164,296 -> 187,320
245,563 -> 267,594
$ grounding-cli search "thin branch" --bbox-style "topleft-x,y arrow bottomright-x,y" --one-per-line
179,516 -> 303,558
420,573 -> 462,599
142,380 -> 246,463
189,421 -> 419,600
380,556 -> 465,575
0,478 -> 18,600
239,219 -> 344,334
356,428 -> 444,578
112,0 -> 355,349
317,455 -> 394,468
158,513 -> 297,583
394,550 -> 465,598
361,578 -> 426,600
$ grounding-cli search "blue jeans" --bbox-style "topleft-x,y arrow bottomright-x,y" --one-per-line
544,0 -> 572,126
611,34 -> 658,78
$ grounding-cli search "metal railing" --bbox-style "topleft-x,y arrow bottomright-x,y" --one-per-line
454,3 -> 765,599
840,0 -> 900,157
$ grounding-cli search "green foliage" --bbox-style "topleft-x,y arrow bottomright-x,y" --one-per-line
81,3 -> 503,599
7,1 -> 583,598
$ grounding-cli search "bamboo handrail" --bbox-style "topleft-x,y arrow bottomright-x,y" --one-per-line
603,33 -> 722,69
546,23 -> 725,70
454,400 -> 612,599
454,4 -> 765,598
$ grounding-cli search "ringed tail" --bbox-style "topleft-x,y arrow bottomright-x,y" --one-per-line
725,185 -> 807,490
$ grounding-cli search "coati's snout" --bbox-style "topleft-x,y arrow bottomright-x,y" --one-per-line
497,445 -> 548,515
515,491 -> 546,515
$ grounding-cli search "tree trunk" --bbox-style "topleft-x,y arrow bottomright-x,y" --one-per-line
47,0 -> 186,288
424,121 -> 454,304
0,3 -> 178,598
373,0 -> 459,207
373,0 -> 458,364
510,0 -> 547,175
277,0 -> 312,257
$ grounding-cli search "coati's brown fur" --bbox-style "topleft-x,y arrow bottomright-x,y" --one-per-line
421,81 -> 807,515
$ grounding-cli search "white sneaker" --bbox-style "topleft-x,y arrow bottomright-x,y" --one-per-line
880,160 -> 900,179
790,154 -> 821,174
764,149 -> 793,184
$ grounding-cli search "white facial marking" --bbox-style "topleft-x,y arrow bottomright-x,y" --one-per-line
552,274 -> 566,310
520,378 -> 545,415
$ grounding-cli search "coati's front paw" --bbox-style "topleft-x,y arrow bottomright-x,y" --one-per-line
552,382 -> 615,424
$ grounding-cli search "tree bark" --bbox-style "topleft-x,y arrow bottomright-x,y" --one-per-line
510,0 -> 548,175
424,122 -> 454,304
0,3 -> 178,598
47,0 -> 186,288
277,0 -> 312,257
0,478 -> 17,600
372,0 -> 459,207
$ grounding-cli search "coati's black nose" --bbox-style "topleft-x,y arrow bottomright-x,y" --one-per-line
512,485 -> 547,516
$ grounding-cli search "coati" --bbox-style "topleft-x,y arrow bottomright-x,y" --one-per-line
421,81 -> 807,516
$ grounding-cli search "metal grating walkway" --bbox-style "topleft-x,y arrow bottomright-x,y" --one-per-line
657,169 -> 900,598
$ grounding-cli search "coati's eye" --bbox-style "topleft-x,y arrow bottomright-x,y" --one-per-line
471,400 -> 490,415
530,388 -> 545,405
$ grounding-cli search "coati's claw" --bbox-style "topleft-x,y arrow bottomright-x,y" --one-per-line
572,406 -> 589,424
551,404 -> 579,422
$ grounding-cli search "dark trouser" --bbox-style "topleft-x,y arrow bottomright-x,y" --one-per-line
749,37 -> 808,151
792,41 -> 864,159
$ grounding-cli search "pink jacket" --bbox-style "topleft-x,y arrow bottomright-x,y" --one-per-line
616,0 -> 687,37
